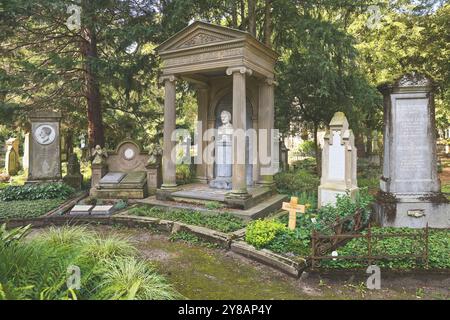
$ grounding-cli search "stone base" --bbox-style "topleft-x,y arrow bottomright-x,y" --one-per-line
25,178 -> 63,185
318,185 -> 359,208
90,188 -> 148,199
374,197 -> 450,228
63,174 -> 83,190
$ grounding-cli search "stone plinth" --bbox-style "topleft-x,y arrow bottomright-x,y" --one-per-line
26,111 -> 62,183
375,73 -> 448,228
318,112 -> 358,207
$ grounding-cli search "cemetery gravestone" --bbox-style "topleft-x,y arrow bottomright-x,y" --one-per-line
376,73 -> 449,228
63,153 -> 83,189
26,111 -> 62,183
318,112 -> 358,207
5,138 -> 20,176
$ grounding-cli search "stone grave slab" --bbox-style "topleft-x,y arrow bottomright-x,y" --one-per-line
70,205 -> 93,215
99,172 -> 126,185
119,171 -> 146,187
91,205 -> 115,215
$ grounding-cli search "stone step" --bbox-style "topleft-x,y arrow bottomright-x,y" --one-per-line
230,194 -> 289,221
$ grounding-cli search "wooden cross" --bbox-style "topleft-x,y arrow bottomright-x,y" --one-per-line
282,197 -> 307,230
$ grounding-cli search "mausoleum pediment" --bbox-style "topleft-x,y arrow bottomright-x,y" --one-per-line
157,21 -> 247,53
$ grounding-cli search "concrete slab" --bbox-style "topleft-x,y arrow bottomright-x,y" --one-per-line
91,205 -> 115,215
70,205 -> 93,215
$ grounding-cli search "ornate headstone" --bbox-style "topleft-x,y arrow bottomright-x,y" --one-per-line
376,73 -> 449,228
5,138 -> 20,176
26,111 -> 62,183
210,110 -> 233,189
318,112 -> 358,207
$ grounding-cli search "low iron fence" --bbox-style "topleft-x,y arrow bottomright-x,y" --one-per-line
310,218 -> 430,270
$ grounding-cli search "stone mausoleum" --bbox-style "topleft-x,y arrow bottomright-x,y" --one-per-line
155,21 -> 286,216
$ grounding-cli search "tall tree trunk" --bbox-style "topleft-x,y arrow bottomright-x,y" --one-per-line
263,0 -> 272,47
231,1 -> 238,28
313,122 -> 321,176
80,18 -> 104,149
248,0 -> 256,37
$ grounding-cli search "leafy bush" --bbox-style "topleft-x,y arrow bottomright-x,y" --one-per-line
129,206 -> 246,233
0,224 -> 180,300
245,220 -> 287,248
94,257 -> 179,300
0,183 -> 75,201
246,190 -> 374,256
176,164 -> 193,185
290,157 -> 317,172
297,141 -> 316,158
0,199 -> 66,219
275,168 -> 320,195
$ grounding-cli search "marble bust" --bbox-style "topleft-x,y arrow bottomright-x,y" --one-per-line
210,110 -> 233,189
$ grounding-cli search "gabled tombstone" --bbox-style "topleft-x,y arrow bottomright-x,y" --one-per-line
318,112 -> 358,207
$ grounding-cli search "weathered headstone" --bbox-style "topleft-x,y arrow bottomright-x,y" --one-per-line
5,138 -> 20,176
26,111 -> 62,183
63,153 -> 83,189
376,73 -> 449,228
318,112 -> 358,207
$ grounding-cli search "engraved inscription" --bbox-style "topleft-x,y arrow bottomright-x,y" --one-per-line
395,99 -> 430,181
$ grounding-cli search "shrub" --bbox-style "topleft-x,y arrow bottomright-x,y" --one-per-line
297,141 -> 316,158
245,219 -> 287,249
274,168 -> 320,195
0,183 -> 75,201
0,225 -> 179,300
176,164 -> 193,185
95,257 -> 181,300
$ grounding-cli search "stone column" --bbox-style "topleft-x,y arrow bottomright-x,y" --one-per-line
258,78 -> 276,186
195,86 -> 209,183
160,75 -> 178,191
226,67 -> 252,198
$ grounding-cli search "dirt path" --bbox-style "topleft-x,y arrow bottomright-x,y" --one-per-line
97,226 -> 449,300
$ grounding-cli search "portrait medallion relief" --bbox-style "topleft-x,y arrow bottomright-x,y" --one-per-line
123,148 -> 136,160
34,125 -> 56,145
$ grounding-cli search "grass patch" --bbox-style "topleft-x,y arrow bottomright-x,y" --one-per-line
0,198 -> 66,219
128,206 -> 246,233
169,231 -> 220,249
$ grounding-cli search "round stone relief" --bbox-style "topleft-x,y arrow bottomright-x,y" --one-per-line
123,148 -> 136,160
34,125 -> 56,145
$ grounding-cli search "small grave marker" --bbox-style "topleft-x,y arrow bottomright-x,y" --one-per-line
282,197 -> 308,230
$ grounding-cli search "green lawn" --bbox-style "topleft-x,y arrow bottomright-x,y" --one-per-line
0,198 -> 66,219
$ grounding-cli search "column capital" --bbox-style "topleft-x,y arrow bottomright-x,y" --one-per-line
264,77 -> 278,87
159,74 -> 178,84
226,66 -> 253,76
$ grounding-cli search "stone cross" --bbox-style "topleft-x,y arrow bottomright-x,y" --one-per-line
282,197 -> 307,230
